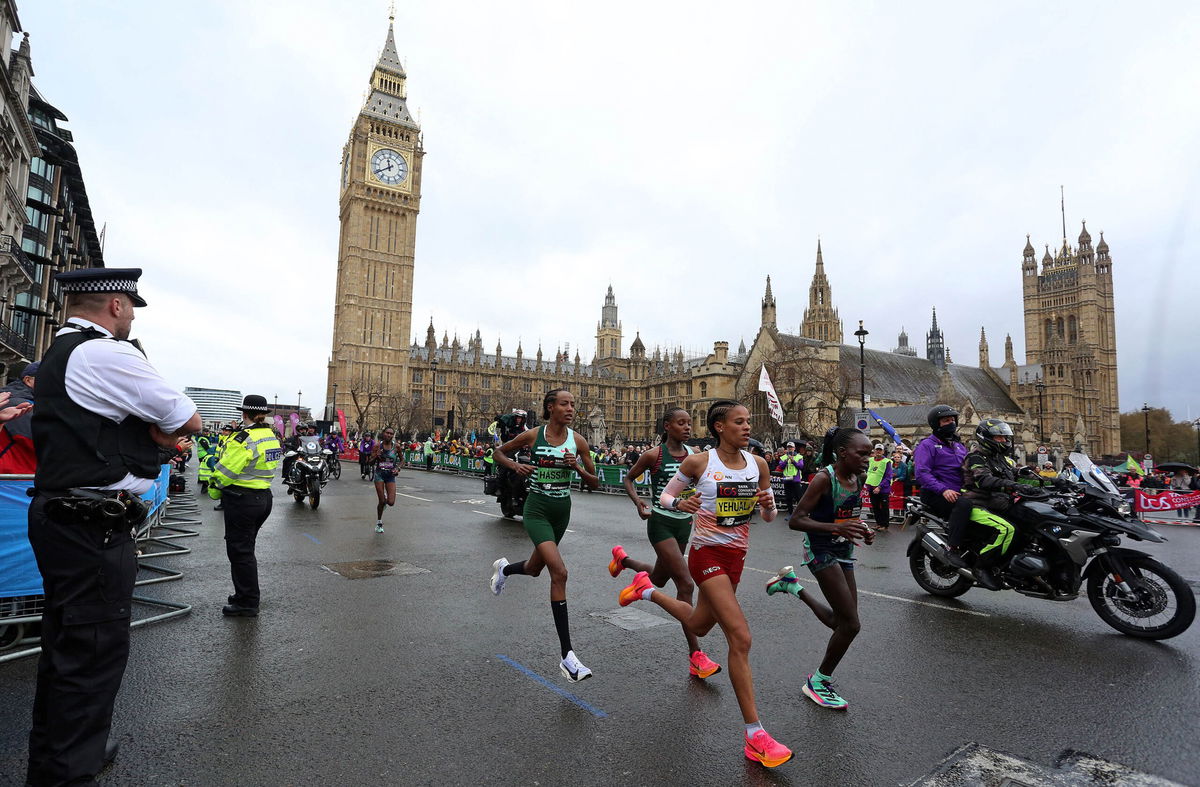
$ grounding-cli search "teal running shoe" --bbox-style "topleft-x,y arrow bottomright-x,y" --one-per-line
802,673 -> 848,710
765,566 -> 803,597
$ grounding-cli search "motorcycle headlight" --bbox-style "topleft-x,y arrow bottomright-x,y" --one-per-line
1117,501 -> 1131,516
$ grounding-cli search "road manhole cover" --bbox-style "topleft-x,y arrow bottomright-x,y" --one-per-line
590,607 -> 672,631
321,559 -> 429,580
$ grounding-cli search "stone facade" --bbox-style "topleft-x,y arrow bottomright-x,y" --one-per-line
1005,225 -> 1121,455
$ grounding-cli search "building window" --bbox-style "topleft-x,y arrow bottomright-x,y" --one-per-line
411,370 -> 423,383
435,392 -> 445,410
503,378 -> 512,390
436,372 -> 447,385
615,388 -> 624,401
700,381 -> 708,398
522,380 -> 532,392
482,377 -> 491,389
460,374 -> 469,387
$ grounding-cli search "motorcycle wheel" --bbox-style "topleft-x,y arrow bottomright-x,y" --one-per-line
310,490 -> 320,510
1087,554 -> 1196,640
908,548 -> 974,598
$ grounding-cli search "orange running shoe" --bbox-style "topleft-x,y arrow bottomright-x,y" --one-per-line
618,571 -> 653,606
608,545 -> 628,577
689,650 -> 722,679
744,729 -> 794,768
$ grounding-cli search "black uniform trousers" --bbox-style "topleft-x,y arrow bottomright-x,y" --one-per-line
870,490 -> 891,528
223,487 -> 273,608
26,494 -> 137,787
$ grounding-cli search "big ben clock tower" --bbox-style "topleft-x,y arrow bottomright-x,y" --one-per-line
326,15 -> 424,416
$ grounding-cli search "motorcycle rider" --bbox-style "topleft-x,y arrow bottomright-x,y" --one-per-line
955,418 -> 1025,591
912,405 -> 968,521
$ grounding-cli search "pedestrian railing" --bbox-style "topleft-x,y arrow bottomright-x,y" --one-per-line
0,467 -> 193,663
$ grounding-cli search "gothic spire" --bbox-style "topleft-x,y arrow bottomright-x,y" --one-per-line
363,15 -> 417,128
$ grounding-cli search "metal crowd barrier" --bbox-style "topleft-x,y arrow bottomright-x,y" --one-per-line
0,468 -> 194,663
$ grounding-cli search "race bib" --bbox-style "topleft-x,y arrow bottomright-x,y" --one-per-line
536,459 -> 572,490
714,481 -> 758,526
377,462 -> 395,473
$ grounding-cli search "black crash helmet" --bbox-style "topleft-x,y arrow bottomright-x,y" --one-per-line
926,404 -> 959,431
975,418 -> 1015,457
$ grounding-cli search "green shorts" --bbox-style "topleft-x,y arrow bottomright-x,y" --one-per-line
647,511 -> 692,552
523,493 -> 572,545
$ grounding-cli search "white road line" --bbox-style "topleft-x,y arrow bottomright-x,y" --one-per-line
396,492 -> 432,502
744,565 -> 990,617
473,510 -> 495,516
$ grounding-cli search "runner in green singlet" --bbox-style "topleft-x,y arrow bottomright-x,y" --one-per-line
488,389 -> 600,682
611,407 -> 722,679
768,426 -> 873,711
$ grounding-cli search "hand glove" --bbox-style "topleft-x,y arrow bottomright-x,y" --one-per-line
208,484 -> 223,500
1051,477 -> 1070,490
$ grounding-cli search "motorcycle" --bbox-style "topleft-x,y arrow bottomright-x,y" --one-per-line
487,453 -> 532,519
285,436 -> 331,510
906,451 -> 1195,640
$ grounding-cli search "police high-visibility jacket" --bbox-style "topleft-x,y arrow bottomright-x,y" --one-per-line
211,423 -> 282,490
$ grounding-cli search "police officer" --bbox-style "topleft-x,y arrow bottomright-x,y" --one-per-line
208,395 -> 281,616
26,268 -> 200,786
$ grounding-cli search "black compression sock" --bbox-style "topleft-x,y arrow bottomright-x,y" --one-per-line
551,600 -> 572,659
502,560 -> 526,577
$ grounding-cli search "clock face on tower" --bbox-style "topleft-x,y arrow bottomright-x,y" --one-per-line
370,148 -> 409,186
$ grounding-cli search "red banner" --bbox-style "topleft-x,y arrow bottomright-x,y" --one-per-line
1134,489 -> 1200,513
337,409 -> 348,439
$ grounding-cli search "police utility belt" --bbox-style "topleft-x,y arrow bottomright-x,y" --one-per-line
31,486 -> 150,529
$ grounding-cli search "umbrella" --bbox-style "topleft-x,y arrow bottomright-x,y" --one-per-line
1154,462 -> 1196,474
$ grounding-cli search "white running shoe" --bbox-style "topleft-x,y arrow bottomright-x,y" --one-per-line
490,557 -> 509,596
559,651 -> 593,682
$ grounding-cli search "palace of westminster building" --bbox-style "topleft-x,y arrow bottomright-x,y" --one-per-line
326,19 -> 1121,458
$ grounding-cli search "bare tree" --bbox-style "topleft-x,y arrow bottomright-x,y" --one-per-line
347,369 -> 388,433
746,338 -> 868,442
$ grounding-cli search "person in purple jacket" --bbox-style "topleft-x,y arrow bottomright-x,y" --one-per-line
912,405 -> 967,521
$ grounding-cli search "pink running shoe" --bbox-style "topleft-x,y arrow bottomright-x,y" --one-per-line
689,650 -> 722,679
744,729 -> 794,768
618,571 -> 653,606
608,545 -> 628,577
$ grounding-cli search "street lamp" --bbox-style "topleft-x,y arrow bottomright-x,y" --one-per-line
853,320 -> 869,412
273,394 -> 278,416
1141,402 -> 1151,457
297,390 -> 302,421
1034,377 -> 1046,443
331,383 -> 339,424
430,357 -> 439,439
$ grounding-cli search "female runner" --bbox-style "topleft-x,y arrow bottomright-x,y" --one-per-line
618,400 -> 793,768
369,427 -> 404,533
767,426 -> 873,710
611,407 -> 721,679
489,389 -> 600,682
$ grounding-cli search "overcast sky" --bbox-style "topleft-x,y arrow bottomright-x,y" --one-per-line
19,1 -> 1199,422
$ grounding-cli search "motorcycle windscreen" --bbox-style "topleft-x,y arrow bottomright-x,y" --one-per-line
1069,451 -> 1120,496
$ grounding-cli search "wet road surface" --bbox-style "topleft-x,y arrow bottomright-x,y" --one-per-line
2,469 -> 1197,785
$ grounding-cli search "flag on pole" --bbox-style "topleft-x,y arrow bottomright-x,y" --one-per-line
757,365 -> 784,426
869,409 -> 902,446
1122,455 -> 1144,476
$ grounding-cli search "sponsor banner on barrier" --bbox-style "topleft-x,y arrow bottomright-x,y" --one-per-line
1134,489 -> 1200,513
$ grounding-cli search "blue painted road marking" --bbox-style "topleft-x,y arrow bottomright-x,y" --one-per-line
304,533 -> 321,544
495,654 -> 607,718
